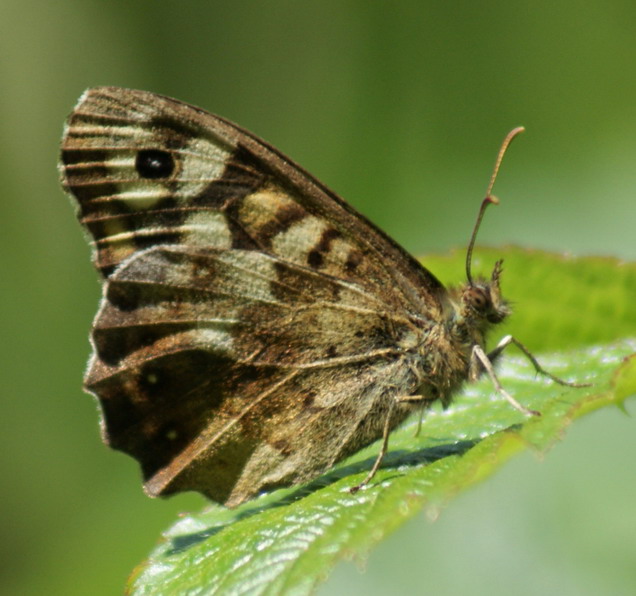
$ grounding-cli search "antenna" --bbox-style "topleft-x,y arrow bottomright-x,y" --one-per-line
465,126 -> 525,285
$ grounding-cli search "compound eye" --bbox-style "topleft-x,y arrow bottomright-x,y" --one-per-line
467,287 -> 490,312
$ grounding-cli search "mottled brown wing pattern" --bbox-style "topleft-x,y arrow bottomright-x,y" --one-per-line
60,87 -> 442,506
89,246 -> 424,505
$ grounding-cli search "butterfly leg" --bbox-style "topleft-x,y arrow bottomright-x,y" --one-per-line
487,335 -> 591,388
472,334 -> 591,417
350,393 -> 427,494
472,343 -> 540,416
350,400 -> 396,494
411,396 -> 436,437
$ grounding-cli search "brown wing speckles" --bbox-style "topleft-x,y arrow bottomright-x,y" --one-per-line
61,89 -> 263,276
235,184 -> 380,285
307,227 -> 342,269
60,87 -> 450,507
193,146 -> 268,209
236,185 -> 308,250
142,357 -> 419,506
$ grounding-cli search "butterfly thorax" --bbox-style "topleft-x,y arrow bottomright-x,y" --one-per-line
413,260 -> 510,407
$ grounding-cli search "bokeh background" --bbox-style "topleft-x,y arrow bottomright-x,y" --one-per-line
2,2 -> 635,595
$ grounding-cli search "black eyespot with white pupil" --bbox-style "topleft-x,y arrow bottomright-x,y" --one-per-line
135,149 -> 175,179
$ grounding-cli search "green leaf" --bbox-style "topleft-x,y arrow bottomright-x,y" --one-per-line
127,248 -> 636,595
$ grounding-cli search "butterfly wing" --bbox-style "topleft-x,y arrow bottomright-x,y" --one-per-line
60,87 -> 444,505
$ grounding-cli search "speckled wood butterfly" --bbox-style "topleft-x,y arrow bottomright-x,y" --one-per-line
60,88 -> 583,507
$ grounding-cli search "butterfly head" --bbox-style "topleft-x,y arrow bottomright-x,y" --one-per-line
443,259 -> 510,355
461,259 -> 510,326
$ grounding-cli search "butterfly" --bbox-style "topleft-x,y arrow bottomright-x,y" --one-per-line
60,87 -> 580,507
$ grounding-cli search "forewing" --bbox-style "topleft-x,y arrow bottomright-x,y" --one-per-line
60,87 -> 444,312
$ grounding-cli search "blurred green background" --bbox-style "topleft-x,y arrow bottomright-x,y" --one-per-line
1,1 -> 635,595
